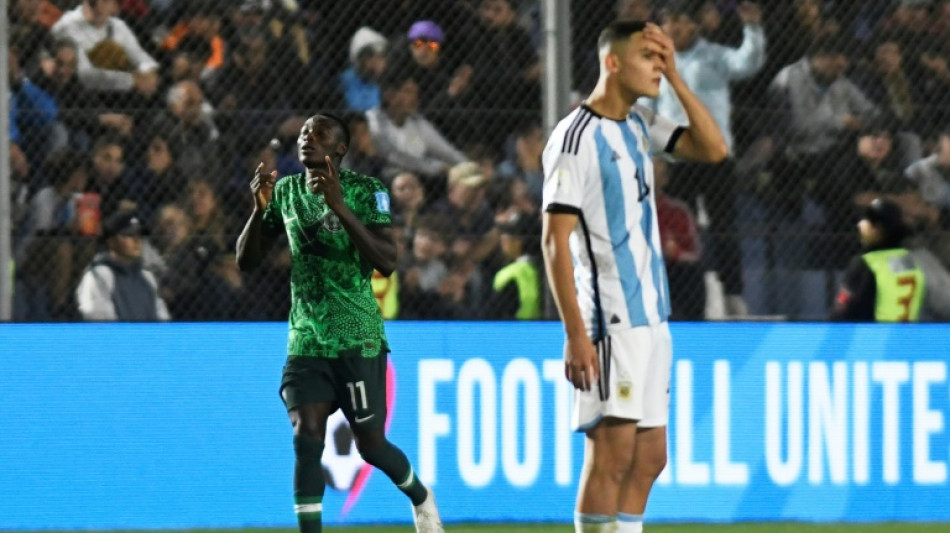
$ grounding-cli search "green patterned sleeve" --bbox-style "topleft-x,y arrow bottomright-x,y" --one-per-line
261,178 -> 285,235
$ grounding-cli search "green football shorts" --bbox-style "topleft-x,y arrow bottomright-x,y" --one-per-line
279,349 -> 388,429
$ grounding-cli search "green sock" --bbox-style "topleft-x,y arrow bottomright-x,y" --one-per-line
293,435 -> 325,533
360,440 -> 428,506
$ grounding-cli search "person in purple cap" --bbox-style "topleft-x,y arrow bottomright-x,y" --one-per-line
392,19 -> 474,136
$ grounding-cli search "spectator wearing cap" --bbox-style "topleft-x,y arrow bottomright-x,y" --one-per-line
428,162 -> 501,317
367,70 -> 468,181
429,162 -> 499,267
387,20 -> 475,142
75,210 -> 171,321
487,213 -> 541,319
340,27 -> 388,112
831,198 -> 925,321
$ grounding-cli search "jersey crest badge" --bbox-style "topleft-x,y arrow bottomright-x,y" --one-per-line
323,212 -> 343,233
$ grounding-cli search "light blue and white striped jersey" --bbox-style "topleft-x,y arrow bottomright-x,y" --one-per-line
542,104 -> 685,335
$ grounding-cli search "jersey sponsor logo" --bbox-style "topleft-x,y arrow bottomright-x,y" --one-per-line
354,414 -> 375,424
374,191 -> 391,214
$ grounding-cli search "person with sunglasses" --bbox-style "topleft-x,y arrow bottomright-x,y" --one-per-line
388,20 -> 475,140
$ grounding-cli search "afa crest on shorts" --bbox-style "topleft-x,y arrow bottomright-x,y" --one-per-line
618,380 -> 632,400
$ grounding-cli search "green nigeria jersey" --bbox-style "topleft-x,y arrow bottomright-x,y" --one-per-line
261,168 -> 392,358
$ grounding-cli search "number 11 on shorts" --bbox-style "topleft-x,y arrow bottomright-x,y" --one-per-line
347,381 -> 368,411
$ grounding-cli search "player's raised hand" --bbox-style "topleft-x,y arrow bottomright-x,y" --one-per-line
643,23 -> 677,78
251,162 -> 278,211
565,334 -> 599,392
310,156 -> 345,212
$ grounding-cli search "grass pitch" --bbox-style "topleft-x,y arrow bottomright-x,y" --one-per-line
324,525 -> 949,532
89,524 -> 944,533
25,525 -> 949,533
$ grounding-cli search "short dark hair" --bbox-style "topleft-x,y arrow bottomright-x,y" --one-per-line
379,68 -> 416,93
92,133 -> 124,155
43,149 -> 90,187
343,110 -> 368,128
51,37 -> 78,53
808,35 -> 849,58
659,0 -> 703,23
597,20 -> 648,52
176,34 -> 212,63
314,113 -> 351,149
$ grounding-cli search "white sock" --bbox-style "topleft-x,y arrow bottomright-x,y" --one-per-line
574,512 -> 617,533
616,512 -> 643,533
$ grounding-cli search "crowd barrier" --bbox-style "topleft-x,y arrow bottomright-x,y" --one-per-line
1,321 -> 948,528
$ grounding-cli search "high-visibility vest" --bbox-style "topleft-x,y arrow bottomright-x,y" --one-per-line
371,270 -> 399,320
492,258 -> 541,320
862,248 -> 926,322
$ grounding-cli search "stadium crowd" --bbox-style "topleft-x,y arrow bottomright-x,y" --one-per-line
8,0 -> 950,322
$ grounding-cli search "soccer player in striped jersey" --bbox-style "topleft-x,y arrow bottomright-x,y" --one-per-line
541,20 -> 727,533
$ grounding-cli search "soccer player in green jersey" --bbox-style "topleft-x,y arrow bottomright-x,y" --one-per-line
235,113 -> 443,533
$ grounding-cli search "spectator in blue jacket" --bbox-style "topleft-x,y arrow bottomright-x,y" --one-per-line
339,27 -> 388,112
8,45 -> 64,174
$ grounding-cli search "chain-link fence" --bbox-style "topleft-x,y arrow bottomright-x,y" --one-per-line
7,0 -> 950,322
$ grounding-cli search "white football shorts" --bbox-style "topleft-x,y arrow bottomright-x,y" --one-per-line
571,322 -> 672,432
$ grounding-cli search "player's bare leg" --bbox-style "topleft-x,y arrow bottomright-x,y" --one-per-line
352,426 -> 443,533
616,426 -> 668,532
575,418 -> 638,533
288,402 -> 334,533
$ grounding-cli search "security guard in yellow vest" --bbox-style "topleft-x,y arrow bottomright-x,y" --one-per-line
832,198 -> 925,322
489,213 -> 541,319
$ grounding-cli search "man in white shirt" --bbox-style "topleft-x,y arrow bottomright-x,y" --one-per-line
52,0 -> 159,97
647,1 -> 766,317
366,72 -> 468,182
